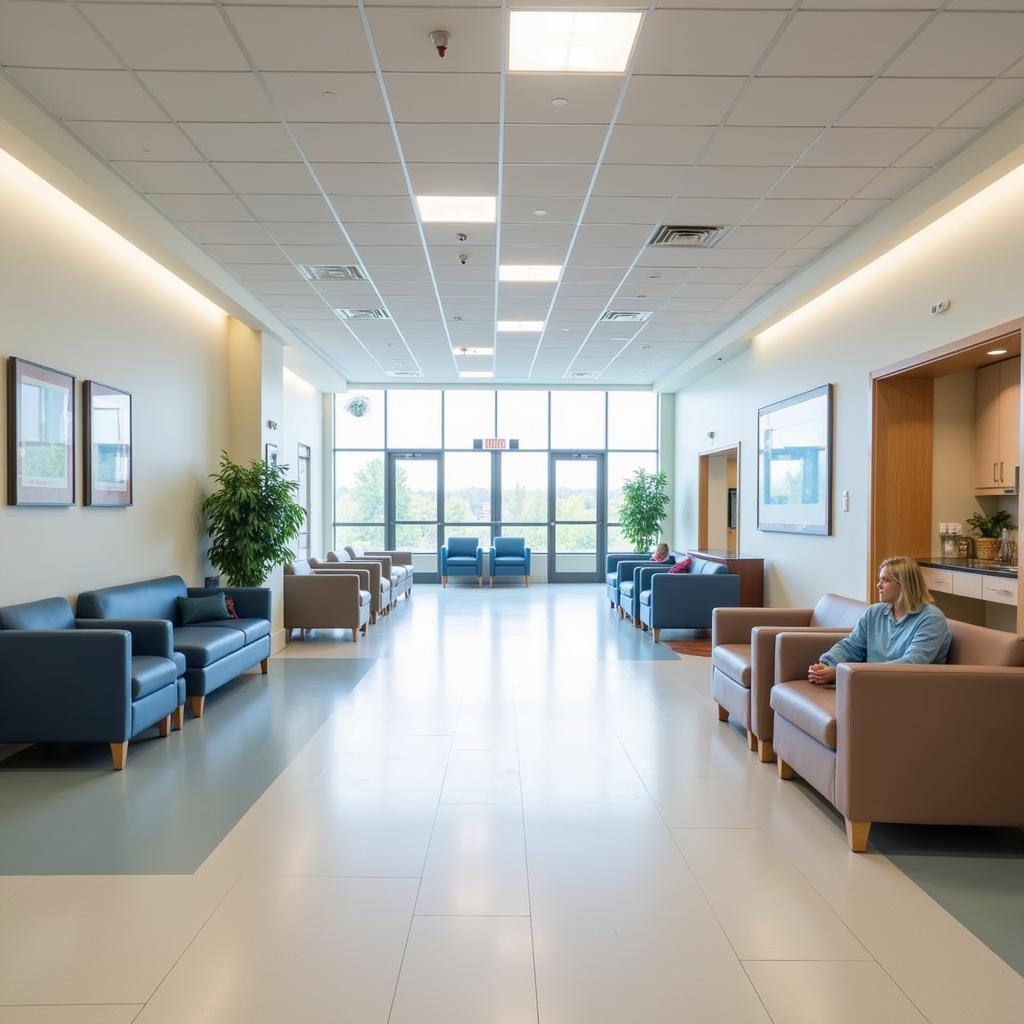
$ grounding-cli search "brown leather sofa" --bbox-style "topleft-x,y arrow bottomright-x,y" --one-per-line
770,618 -> 1024,851
310,556 -> 390,622
283,560 -> 371,642
712,594 -> 867,761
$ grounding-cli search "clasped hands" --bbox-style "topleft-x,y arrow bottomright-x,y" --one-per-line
807,662 -> 837,686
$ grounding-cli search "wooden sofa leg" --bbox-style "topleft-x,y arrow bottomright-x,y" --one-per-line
846,819 -> 871,852
190,696 -> 205,718
110,742 -> 128,770
157,715 -> 171,738
442,576 -> 447,587
172,706 -> 185,731
777,757 -> 794,781
361,622 -> 368,635
717,703 -> 729,722
758,738 -> 776,763
652,628 -> 661,642
746,729 -> 757,752
260,657 -> 269,674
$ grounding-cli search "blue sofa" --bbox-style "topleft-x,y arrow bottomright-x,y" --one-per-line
605,552 -> 680,620
636,557 -> 741,642
77,576 -> 271,718
0,596 -> 185,769
489,536 -> 531,586
440,537 -> 483,587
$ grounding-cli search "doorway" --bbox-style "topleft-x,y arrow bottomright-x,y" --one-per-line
699,444 -> 740,554
549,452 -> 606,582
387,451 -> 442,577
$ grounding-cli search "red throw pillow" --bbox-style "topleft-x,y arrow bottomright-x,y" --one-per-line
669,557 -> 693,574
224,595 -> 241,619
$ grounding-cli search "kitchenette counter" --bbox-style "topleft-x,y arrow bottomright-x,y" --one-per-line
918,557 -> 1017,579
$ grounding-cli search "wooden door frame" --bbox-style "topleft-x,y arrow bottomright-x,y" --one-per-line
698,443 -> 741,552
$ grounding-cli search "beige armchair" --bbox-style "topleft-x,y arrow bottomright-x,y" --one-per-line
283,561 -> 371,643
346,544 -> 414,601
770,620 -> 1024,851
310,556 -> 390,622
712,594 -> 867,762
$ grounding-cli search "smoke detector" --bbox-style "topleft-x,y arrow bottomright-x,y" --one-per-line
430,29 -> 450,58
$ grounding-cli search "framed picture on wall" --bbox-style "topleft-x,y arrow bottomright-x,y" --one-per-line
757,384 -> 832,536
264,443 -> 278,467
7,357 -> 75,506
84,381 -> 132,507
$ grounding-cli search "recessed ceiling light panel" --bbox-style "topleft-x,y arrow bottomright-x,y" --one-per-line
499,265 -> 562,283
416,195 -> 496,223
509,12 -> 643,73
497,321 -> 544,332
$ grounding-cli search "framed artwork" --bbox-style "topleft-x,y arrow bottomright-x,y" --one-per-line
84,381 -> 132,507
264,442 -> 278,467
7,357 -> 75,506
757,384 -> 832,536
727,487 -> 738,531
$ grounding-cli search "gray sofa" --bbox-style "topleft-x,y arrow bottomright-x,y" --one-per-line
77,576 -> 271,718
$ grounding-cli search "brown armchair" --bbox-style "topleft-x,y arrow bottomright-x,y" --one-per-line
310,556 -> 390,622
770,620 -> 1024,851
283,561 -> 371,643
712,594 -> 867,762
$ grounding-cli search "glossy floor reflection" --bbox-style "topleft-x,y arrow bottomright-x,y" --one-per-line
0,584 -> 1021,1023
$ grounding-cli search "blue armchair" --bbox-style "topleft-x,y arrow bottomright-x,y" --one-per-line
605,552 -> 680,621
440,536 -> 483,587
636,557 -> 742,642
0,597 -> 185,769
489,536 -> 531,586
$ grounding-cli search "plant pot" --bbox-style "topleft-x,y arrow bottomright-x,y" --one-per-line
974,537 -> 1001,561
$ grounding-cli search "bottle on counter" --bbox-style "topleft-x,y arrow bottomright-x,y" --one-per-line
998,527 -> 1011,564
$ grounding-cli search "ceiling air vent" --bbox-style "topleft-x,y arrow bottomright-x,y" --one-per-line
333,308 -> 391,320
599,310 -> 652,323
298,264 -> 366,282
387,369 -> 422,378
649,225 -> 725,248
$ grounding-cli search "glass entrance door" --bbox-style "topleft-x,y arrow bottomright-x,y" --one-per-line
388,452 -> 441,577
549,453 -> 605,582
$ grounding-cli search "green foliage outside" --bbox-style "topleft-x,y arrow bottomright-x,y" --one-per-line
202,452 -> 306,586
618,468 -> 669,553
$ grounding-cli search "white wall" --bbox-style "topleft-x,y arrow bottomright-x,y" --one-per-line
674,160 -> 1024,608
282,369 -> 325,557
0,147 -> 229,607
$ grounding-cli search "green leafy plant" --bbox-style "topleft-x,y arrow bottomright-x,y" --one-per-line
619,468 -> 670,553
202,452 -> 306,586
966,509 -> 1015,538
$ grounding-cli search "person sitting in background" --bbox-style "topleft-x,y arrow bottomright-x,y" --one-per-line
651,543 -> 670,563
807,556 -> 952,686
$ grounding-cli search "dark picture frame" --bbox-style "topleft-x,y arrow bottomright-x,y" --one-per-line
7,357 -> 75,506
757,383 -> 833,536
84,380 -> 133,507
264,442 -> 278,467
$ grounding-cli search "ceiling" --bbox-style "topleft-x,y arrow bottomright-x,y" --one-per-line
3,0 -> 1024,386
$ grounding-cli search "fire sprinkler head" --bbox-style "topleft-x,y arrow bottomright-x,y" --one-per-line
430,29 -> 450,58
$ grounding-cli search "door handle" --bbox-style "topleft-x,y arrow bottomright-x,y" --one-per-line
1000,461 -> 1004,482
994,461 -> 999,482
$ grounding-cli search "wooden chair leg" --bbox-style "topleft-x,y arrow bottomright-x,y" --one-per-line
652,628 -> 661,642
777,757 -> 794,780
846,819 -> 871,852
110,742 -> 128,770
172,705 -> 185,731
524,576 -> 528,587
717,703 -> 729,722
361,622 -> 368,635
746,729 -> 757,752
351,628 -> 358,643
260,657 -> 269,674
442,576 -> 447,587
371,611 -> 377,624
190,696 -> 205,718
157,715 -> 171,738
478,575 -> 482,586
758,739 -> 776,763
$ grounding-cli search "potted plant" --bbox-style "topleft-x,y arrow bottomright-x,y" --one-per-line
966,509 -> 1014,561
202,452 -> 306,586
619,469 -> 670,554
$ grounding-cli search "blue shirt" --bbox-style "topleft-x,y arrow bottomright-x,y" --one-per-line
819,602 -> 951,667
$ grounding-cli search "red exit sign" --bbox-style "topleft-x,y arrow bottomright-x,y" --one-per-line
484,438 -> 507,449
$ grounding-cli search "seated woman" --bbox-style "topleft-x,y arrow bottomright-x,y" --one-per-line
807,556 -> 952,685
650,542 -> 670,563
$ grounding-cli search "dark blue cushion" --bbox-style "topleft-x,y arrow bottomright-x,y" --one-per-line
493,537 -> 525,557
78,576 -> 187,622
131,656 -> 178,700
205,617 -> 271,644
0,597 -> 75,631
446,538 -> 478,557
173,625 -> 245,668
177,593 -> 229,625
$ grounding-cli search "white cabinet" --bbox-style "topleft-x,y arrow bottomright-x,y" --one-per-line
982,575 -> 1017,606
952,571 -> 983,599
921,566 -> 953,593
975,357 -> 1020,494
926,565 -> 1017,605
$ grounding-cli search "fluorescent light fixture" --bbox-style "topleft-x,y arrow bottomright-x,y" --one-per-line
416,195 -> 496,223
497,321 -> 544,332
988,348 -> 1008,355
499,265 -> 562,282
509,11 -> 643,73
455,346 -> 494,355
460,371 -> 494,378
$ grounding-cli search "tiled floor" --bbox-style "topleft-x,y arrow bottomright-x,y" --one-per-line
0,584 -> 1022,1023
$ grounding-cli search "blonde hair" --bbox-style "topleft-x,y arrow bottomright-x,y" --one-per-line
653,542 -> 669,559
879,556 -> 933,615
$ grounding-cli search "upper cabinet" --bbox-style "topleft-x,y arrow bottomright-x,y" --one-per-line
975,356 -> 1020,494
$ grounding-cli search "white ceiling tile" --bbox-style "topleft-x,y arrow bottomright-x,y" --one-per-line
262,73 -> 388,123
822,197 -> 887,226
887,13 -> 1024,77
499,245 -> 564,266
430,244 -> 495,267
186,221 -> 273,244
370,263 -> 432,279
368,8 -> 501,73
802,0 -> 940,8
582,197 -> 668,224
619,76 -> 745,125
182,123 -> 299,162
504,73 -> 623,124
232,264 -> 304,281
944,78 -> 1024,127
206,243 -> 288,263
674,283 -> 740,299
153,194 -> 254,221
114,160 -> 230,193
856,166 -> 929,198
751,266 -> 793,285
213,162 -> 318,194
425,221 -> 496,245
292,123 -> 400,162
593,165 -> 682,197
503,125 -> 606,165
894,128 -> 979,167
407,162 -> 497,193
249,281 -> 316,297
83,4 -> 248,71
793,224 -> 849,249
137,71 -> 275,121
502,195 -> 584,222
696,248 -> 783,267
633,11 -> 787,76
359,245 -> 432,265
575,224 -> 654,248
386,73 -> 499,122
397,123 -> 497,162
263,222 -> 348,245
6,68 -> 165,120
774,248 -> 822,268
840,78 -> 985,128
0,0 -> 118,68
727,77 -> 867,127
241,194 -> 335,221
566,247 -> 637,267
312,162 -> 409,195
663,297 -> 722,312
502,164 -> 591,196
769,165 -> 883,198
678,165 -> 783,198
702,126 -> 821,166
271,300 -> 333,315
760,11 -> 930,76
801,127 -> 927,167
227,7 -> 373,71
745,198 -> 843,225
604,124 -> 712,165
68,121 -> 200,162
719,225 -> 811,249
662,196 -> 757,224
564,267 -> 632,284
